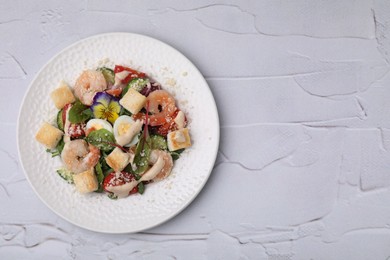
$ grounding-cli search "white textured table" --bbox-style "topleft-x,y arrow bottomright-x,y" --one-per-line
2,1 -> 390,259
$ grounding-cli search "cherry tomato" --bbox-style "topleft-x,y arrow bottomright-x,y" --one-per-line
68,123 -> 85,139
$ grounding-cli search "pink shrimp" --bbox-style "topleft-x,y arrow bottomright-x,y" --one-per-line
61,139 -> 100,174
146,90 -> 176,126
148,150 -> 173,181
74,70 -> 107,105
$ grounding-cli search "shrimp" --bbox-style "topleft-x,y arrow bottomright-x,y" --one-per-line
142,150 -> 173,182
146,90 -> 176,126
74,70 -> 107,105
61,139 -> 100,174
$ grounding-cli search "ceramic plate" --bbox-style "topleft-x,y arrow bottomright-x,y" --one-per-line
17,33 -> 219,233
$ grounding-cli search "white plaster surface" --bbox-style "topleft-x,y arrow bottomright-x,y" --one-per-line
2,0 -> 390,259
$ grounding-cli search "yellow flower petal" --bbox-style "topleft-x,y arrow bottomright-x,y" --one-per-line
108,101 -> 121,114
107,112 -> 119,124
92,104 -> 107,119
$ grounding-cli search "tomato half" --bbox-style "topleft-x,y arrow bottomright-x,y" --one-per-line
68,123 -> 85,139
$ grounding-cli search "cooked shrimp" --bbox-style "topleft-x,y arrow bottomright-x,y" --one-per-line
74,70 -> 107,105
142,150 -> 173,182
61,139 -> 100,174
146,90 -> 176,126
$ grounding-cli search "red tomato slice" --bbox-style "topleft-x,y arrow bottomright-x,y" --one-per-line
106,88 -> 122,97
114,65 -> 146,85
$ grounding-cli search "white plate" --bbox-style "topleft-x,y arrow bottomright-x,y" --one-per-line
17,33 -> 219,233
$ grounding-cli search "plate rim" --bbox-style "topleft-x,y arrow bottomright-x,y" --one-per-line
17,32 -> 220,233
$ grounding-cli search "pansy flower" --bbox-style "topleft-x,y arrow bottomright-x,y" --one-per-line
91,92 -> 121,124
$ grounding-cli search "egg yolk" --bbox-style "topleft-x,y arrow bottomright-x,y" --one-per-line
118,123 -> 131,136
91,124 -> 103,130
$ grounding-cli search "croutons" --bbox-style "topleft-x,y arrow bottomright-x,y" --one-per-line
35,122 -> 63,149
50,81 -> 76,109
73,168 -> 98,193
119,88 -> 146,114
167,128 -> 191,151
105,147 -> 131,172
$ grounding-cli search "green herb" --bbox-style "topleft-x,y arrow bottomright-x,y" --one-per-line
45,138 -> 65,157
137,182 -> 145,194
133,131 -> 151,174
133,134 -> 151,174
68,100 -> 91,123
99,151 -> 112,174
123,163 -> 134,174
57,109 -> 64,131
121,85 -> 130,98
119,108 -> 132,116
107,193 -> 118,200
175,148 -> 185,154
85,129 -> 116,152
150,135 -> 167,150
46,150 -> 60,157
170,148 -> 185,161
133,172 -> 141,180
56,168 -> 74,184
133,101 -> 152,174
170,152 -> 180,161
121,78 -> 149,97
82,108 -> 93,118
104,168 -> 114,177
97,67 -> 115,85
95,162 -> 104,192
57,138 -> 65,154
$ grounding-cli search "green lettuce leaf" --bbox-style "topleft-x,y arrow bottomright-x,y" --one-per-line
85,129 -> 116,152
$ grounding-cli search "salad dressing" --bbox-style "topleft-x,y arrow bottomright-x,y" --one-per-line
106,180 -> 138,198
63,106 -> 72,143
174,111 -> 185,129
115,119 -> 143,146
114,70 -> 130,87
140,155 -> 165,181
